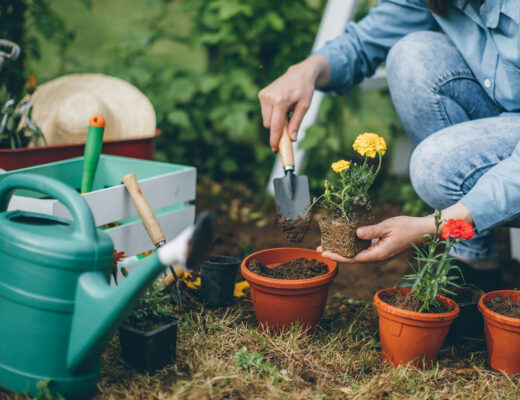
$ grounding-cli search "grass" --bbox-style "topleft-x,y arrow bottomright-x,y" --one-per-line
3,293 -> 519,399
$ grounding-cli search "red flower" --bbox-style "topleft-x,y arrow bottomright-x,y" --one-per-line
441,219 -> 475,241
113,250 -> 126,267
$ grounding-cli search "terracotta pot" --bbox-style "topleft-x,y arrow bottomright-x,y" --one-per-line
318,217 -> 371,258
241,248 -> 338,331
478,290 -> 520,374
374,288 -> 459,369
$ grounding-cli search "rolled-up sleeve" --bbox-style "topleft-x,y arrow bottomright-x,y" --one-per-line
460,140 -> 520,232
313,0 -> 439,94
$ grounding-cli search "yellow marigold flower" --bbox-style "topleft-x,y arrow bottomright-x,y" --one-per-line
331,160 -> 351,173
353,132 -> 387,158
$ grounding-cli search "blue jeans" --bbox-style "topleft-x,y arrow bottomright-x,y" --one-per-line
385,31 -> 520,261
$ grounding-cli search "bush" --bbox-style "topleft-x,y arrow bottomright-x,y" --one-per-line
13,0 -> 407,194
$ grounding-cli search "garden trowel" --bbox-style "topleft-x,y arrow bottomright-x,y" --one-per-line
123,173 -> 215,304
273,123 -> 310,224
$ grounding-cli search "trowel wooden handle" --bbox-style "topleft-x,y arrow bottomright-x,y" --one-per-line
159,265 -> 185,287
278,123 -> 295,168
122,173 -> 165,246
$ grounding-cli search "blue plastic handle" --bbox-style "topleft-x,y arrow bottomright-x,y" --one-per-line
0,173 -> 97,241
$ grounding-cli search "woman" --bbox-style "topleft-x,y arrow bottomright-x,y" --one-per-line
258,0 -> 520,291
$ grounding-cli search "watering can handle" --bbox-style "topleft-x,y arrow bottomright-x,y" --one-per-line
0,173 -> 97,241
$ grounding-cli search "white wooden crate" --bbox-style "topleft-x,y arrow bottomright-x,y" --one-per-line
0,155 -> 197,262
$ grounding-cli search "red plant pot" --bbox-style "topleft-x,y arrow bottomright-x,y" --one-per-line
241,248 -> 338,331
478,290 -> 520,374
374,288 -> 460,369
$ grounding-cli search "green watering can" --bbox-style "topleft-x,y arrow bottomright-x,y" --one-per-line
0,174 -> 214,399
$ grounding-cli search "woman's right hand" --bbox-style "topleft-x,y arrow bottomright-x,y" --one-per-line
258,55 -> 331,152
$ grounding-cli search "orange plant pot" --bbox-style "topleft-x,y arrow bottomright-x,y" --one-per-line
478,290 -> 520,374
241,248 -> 338,331
374,288 -> 459,369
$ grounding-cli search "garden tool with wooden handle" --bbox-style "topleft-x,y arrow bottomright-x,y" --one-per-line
81,115 -> 105,193
273,123 -> 310,223
122,173 -> 184,294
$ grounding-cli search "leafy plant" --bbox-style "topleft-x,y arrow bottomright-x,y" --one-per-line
0,86 -> 46,148
123,281 -> 174,332
506,288 -> 517,306
405,210 -> 475,312
234,346 -> 289,383
114,252 -> 174,332
17,0 -> 405,190
34,378 -> 65,400
310,132 -> 386,222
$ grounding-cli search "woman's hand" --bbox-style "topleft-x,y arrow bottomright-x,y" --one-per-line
317,215 -> 436,264
317,204 -> 474,264
258,55 -> 330,152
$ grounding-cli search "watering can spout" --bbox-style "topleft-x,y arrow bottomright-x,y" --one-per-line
66,226 -> 194,373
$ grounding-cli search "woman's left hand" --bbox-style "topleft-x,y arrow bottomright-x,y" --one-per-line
317,215 -> 435,264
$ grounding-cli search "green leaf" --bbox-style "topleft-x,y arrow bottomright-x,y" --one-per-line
264,12 -> 285,31
167,110 -> 191,128
169,78 -> 197,103
216,2 -> 253,20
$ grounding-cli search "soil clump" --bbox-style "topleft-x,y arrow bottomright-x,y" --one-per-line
277,211 -> 311,243
319,217 -> 371,258
380,290 -> 452,313
485,294 -> 520,318
247,258 -> 328,280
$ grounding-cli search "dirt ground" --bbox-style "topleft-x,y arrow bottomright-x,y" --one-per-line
2,181 -> 520,399
199,183 -> 520,301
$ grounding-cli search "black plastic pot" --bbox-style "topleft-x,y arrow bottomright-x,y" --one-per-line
446,283 -> 485,343
201,255 -> 240,307
118,316 -> 182,374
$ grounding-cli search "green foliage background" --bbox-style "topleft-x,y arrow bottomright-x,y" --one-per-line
1,0 -> 427,213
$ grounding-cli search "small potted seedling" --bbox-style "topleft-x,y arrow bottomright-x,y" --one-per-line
374,210 -> 475,368
312,132 -> 386,258
114,252 -> 181,374
479,288 -> 520,373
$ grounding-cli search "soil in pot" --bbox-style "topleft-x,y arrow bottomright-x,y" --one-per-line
276,211 -> 311,243
247,258 -> 328,280
319,217 -> 371,258
374,288 -> 459,369
485,294 -> 520,318
379,290 -> 452,313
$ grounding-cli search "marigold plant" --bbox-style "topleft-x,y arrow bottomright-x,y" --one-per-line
406,210 -> 475,312
310,132 -> 386,222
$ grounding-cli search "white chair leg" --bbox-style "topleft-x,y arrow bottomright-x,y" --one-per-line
510,228 -> 520,263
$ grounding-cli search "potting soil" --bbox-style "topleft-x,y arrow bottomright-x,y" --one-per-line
276,210 -> 311,243
485,294 -> 520,318
380,291 -> 452,313
247,258 -> 328,280
319,217 -> 371,258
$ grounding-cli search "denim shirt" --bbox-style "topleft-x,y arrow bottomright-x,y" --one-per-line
314,0 -> 520,232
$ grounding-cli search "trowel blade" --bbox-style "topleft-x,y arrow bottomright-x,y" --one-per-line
274,172 -> 311,223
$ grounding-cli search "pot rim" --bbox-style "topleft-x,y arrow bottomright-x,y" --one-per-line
478,290 -> 520,327
119,315 -> 182,336
240,247 -> 338,289
374,288 -> 460,321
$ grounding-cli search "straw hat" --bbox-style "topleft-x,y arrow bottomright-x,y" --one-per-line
31,74 -> 156,145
